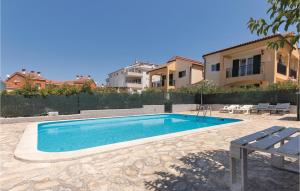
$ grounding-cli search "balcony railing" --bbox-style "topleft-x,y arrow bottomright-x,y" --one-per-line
277,64 -> 287,75
125,71 -> 143,77
125,82 -> 142,88
226,63 -> 263,78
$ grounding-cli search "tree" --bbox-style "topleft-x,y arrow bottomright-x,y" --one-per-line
248,0 -> 299,49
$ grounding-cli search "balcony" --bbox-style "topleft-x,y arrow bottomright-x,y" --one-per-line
125,82 -> 142,89
125,71 -> 143,77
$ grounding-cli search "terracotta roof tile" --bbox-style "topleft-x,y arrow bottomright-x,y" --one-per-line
167,56 -> 203,65
203,32 -> 294,57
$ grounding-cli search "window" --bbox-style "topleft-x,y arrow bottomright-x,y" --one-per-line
247,58 -> 253,75
231,55 -> 260,77
277,55 -> 287,75
239,59 -> 246,76
211,63 -> 220,71
216,63 -> 220,71
178,70 -> 186,78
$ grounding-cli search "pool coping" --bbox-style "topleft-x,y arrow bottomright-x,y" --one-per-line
14,113 -> 247,162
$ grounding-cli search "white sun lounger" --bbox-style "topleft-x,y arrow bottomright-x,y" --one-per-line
269,103 -> 290,114
230,126 -> 300,191
233,105 -> 253,114
220,105 -> 240,113
250,103 -> 270,113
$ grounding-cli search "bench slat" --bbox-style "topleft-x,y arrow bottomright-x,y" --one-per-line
247,128 -> 299,150
275,135 -> 300,156
231,126 -> 284,145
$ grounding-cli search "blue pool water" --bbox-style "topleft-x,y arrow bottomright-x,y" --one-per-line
38,114 -> 241,152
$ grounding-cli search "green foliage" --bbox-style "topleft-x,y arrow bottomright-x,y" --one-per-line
144,87 -> 164,93
173,80 -> 298,94
93,87 -> 118,93
248,0 -> 300,49
3,78 -> 298,97
0,90 -> 8,95
81,82 -> 92,94
265,80 -> 299,90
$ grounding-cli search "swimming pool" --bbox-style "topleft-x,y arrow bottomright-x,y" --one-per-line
38,114 -> 241,152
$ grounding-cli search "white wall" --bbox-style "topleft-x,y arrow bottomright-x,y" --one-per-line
107,63 -> 158,91
204,53 -> 221,86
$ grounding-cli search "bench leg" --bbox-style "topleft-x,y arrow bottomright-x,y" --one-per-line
271,140 -> 285,168
230,157 -> 237,184
241,148 -> 248,191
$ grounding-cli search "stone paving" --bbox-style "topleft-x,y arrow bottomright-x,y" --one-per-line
0,112 -> 299,191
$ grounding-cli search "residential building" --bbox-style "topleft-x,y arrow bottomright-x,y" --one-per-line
203,33 -> 300,87
5,70 -> 48,90
4,69 -> 96,91
106,61 -> 159,93
147,56 -> 204,91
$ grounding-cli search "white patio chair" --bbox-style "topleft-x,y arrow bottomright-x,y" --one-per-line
250,103 -> 270,113
219,105 -> 240,113
269,103 -> 290,114
233,105 -> 254,114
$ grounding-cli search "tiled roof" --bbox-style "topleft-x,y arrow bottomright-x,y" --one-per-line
5,70 -> 96,89
147,56 -> 203,73
203,32 -> 294,57
6,72 -> 47,81
167,56 -> 203,66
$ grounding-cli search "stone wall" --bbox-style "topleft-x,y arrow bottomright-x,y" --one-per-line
80,105 -> 164,116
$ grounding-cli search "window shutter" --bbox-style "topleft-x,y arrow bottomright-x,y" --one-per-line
216,63 -> 220,71
253,54 -> 261,74
232,59 -> 239,77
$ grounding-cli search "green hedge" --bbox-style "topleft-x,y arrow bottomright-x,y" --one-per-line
79,93 -> 142,110
0,92 -> 196,117
199,89 -> 297,105
169,92 -> 196,104
0,95 -> 79,117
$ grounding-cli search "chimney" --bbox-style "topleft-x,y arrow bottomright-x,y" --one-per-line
21,69 -> 26,74
37,71 -> 41,76
30,70 -> 35,73
87,75 -> 91,79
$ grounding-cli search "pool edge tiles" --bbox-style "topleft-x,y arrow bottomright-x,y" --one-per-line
14,113 -> 245,162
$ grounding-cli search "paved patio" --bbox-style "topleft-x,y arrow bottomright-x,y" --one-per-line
0,112 -> 299,191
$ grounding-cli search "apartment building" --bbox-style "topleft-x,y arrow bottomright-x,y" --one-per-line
147,56 -> 204,91
106,61 -> 159,93
203,33 -> 299,87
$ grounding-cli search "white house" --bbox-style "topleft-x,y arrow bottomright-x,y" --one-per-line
106,61 -> 159,93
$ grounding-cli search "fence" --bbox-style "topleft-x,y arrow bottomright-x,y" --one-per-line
1,90 -> 296,117
198,89 -> 297,105
0,92 -> 196,117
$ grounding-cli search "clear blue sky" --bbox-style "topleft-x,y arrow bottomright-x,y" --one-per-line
2,0 -> 270,84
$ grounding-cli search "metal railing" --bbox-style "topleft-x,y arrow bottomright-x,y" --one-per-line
226,63 -> 263,78
196,104 -> 212,119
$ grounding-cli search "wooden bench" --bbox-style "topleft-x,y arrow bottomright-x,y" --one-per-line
229,126 -> 300,191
